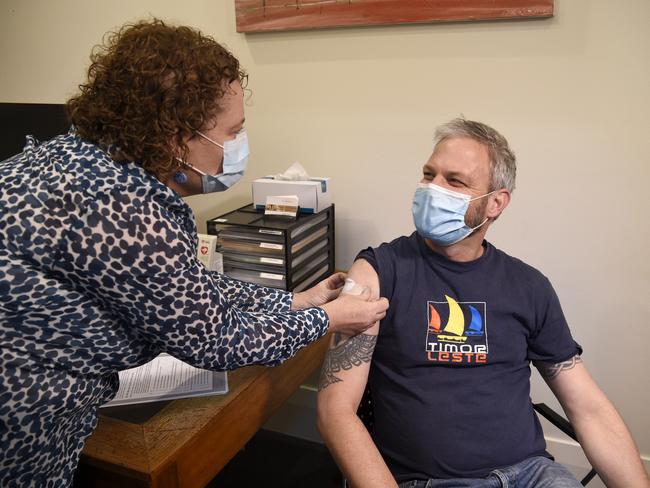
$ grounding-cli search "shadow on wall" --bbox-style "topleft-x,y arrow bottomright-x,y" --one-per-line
335,215 -> 388,269
244,1 -> 589,65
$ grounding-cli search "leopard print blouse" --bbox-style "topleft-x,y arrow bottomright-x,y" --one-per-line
0,130 -> 328,487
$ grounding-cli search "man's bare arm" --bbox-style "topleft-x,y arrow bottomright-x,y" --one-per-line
319,332 -> 377,390
317,259 -> 397,488
536,355 -> 582,381
535,356 -> 650,488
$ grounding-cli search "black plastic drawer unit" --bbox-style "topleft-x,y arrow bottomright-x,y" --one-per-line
207,204 -> 335,291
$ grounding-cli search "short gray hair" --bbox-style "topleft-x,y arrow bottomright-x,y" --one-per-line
434,118 -> 516,193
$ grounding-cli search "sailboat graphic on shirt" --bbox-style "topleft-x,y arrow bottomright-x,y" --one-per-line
428,295 -> 484,343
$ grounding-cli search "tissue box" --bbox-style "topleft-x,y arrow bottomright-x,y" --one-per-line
252,177 -> 332,214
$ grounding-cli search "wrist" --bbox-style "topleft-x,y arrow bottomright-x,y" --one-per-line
291,291 -> 310,310
290,292 -> 302,310
320,302 -> 337,331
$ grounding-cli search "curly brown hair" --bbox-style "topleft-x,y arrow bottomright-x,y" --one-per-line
66,19 -> 247,180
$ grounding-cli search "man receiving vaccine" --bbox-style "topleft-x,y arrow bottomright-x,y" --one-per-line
316,118 -> 649,488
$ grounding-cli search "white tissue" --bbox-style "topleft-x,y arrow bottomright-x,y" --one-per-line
274,162 -> 310,181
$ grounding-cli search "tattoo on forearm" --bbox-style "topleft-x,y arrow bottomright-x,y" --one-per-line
536,355 -> 583,380
318,333 -> 377,391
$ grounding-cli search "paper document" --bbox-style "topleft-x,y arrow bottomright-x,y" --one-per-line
103,354 -> 228,407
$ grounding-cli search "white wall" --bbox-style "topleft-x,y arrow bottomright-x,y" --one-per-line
2,0 -> 648,474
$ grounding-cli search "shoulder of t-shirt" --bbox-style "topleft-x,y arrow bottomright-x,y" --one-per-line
488,241 -> 554,292
354,233 -> 417,301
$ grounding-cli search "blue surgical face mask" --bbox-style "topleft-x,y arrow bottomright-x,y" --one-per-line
412,183 -> 494,246
174,130 -> 249,193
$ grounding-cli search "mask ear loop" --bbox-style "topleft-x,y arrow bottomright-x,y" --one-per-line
178,159 -> 207,176
173,129 -> 219,185
469,217 -> 489,232
468,190 -> 498,230
172,156 -> 209,185
469,189 -> 497,202
196,131 -> 225,149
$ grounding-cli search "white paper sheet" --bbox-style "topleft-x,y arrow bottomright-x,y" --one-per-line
103,354 -> 228,407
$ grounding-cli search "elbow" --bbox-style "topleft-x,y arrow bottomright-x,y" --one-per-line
316,413 -> 327,441
316,395 -> 329,438
316,393 -> 356,443
316,394 -> 337,442
317,409 -> 340,448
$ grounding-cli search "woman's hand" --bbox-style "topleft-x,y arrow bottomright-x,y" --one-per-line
292,272 -> 347,310
320,288 -> 389,337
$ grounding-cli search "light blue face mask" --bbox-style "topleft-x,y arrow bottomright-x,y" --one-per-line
412,183 -> 494,246
174,130 -> 249,193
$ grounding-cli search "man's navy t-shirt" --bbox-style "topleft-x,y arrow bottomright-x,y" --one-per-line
357,232 -> 582,481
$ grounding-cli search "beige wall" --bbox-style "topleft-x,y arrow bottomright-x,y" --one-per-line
2,0 -> 648,470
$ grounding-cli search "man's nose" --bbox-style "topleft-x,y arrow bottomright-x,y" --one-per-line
431,175 -> 447,186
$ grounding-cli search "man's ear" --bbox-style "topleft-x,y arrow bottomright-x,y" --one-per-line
487,189 -> 511,220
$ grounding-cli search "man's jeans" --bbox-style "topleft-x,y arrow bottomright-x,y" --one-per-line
397,456 -> 583,488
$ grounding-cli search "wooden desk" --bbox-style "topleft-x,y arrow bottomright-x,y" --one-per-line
75,336 -> 329,488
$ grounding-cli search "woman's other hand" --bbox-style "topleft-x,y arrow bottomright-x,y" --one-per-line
320,288 -> 389,337
292,272 -> 346,310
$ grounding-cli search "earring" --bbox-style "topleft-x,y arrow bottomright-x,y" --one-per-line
173,171 -> 188,184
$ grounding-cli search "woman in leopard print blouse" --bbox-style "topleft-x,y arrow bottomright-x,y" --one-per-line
0,20 -> 388,487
